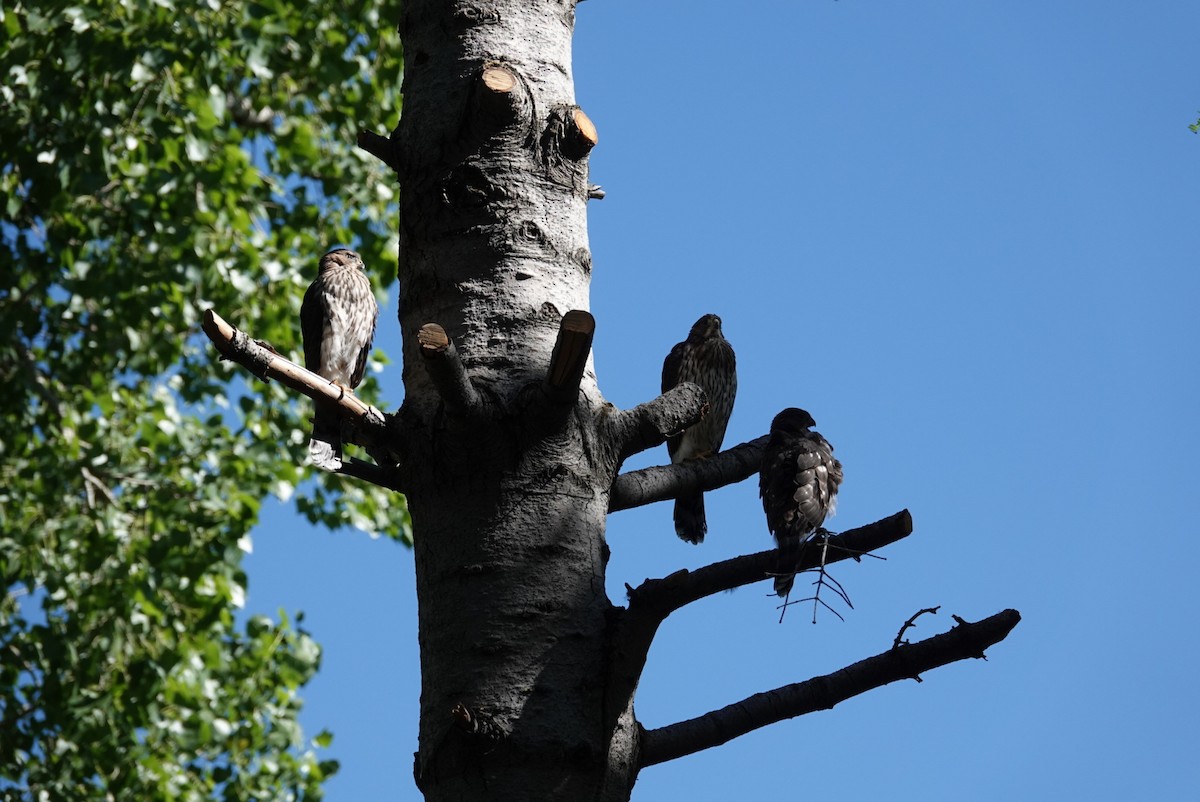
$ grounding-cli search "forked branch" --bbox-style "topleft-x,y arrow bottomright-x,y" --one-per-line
202,309 -> 400,487
609,434 -> 769,510
638,608 -> 1022,768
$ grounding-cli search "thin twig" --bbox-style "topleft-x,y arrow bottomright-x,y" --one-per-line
774,530 -> 856,624
893,606 -> 942,649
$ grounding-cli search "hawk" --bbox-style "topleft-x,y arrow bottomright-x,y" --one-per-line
759,408 -> 843,596
299,248 -> 379,471
661,313 -> 737,543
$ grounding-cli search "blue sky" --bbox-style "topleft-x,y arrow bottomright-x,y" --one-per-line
244,3 -> 1200,799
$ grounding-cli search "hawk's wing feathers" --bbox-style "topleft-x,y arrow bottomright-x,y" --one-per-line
661,339 -> 690,461
348,312 -> 377,389
299,280 -> 327,374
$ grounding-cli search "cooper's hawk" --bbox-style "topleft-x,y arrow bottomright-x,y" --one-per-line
299,248 -> 378,471
661,313 -> 737,543
759,407 -> 843,596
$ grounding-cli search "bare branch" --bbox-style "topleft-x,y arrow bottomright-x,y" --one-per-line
418,323 -> 485,417
776,533 -> 857,625
544,310 -> 595,402
627,510 -> 913,616
609,434 -> 768,510
893,606 -> 942,649
357,129 -> 402,173
603,383 -> 708,462
638,608 -> 1022,768
202,309 -> 401,487
337,457 -> 403,492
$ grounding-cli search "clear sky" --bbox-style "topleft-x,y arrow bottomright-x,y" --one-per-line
243,2 -> 1200,799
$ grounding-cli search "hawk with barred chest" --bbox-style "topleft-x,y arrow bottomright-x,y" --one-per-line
661,314 -> 737,544
759,408 -> 843,596
300,248 -> 379,471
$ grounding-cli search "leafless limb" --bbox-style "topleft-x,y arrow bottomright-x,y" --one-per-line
418,323 -> 485,418
774,529 -> 863,625
638,608 -> 1022,768
201,308 -> 401,489
357,129 -> 403,173
602,383 -> 708,462
627,510 -> 912,616
609,434 -> 768,509
777,563 -> 854,626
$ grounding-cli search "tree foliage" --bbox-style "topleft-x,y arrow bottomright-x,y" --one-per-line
0,0 -> 408,796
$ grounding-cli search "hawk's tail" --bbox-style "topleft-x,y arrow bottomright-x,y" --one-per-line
673,492 -> 706,544
773,534 -> 806,597
308,409 -> 343,471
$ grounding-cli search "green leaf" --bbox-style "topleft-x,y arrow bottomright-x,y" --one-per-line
0,0 -> 405,795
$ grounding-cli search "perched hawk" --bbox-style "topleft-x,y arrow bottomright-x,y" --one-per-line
759,408 -> 843,596
661,313 -> 737,543
299,248 -> 379,471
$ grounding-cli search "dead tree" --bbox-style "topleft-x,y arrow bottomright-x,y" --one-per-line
207,1 -> 1020,799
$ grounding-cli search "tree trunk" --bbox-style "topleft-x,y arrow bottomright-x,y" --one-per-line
392,1 -> 634,798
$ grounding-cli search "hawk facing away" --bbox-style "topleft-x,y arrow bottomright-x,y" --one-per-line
661,313 -> 737,544
759,408 -> 843,596
299,249 -> 379,471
